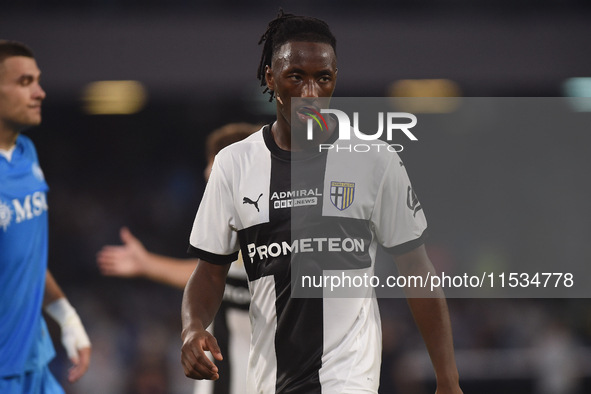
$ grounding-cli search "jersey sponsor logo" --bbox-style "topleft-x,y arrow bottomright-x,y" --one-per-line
247,237 -> 365,261
0,200 -> 13,232
406,186 -> 422,217
0,192 -> 48,231
243,193 -> 263,212
14,192 -> 48,223
271,188 -> 322,209
330,181 -> 355,211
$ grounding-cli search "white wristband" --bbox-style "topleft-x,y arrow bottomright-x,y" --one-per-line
45,298 -> 91,360
45,297 -> 76,327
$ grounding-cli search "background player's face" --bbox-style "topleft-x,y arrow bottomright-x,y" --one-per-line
265,41 -> 337,129
0,56 -> 46,131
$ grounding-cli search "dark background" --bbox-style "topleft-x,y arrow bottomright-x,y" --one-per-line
2,1 -> 591,393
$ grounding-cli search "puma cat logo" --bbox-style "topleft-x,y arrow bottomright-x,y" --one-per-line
243,193 -> 263,212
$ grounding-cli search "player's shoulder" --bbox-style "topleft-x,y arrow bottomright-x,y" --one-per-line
16,134 -> 39,160
215,127 -> 266,161
337,129 -> 403,167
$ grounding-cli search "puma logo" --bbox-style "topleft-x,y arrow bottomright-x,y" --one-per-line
243,193 -> 263,212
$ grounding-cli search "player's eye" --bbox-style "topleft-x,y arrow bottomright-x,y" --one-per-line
19,76 -> 33,86
289,75 -> 301,81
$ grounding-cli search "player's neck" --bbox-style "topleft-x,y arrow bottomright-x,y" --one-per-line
0,123 -> 19,150
271,119 -> 293,151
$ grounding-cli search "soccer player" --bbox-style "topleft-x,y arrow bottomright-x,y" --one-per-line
97,123 -> 258,394
181,11 -> 463,394
0,40 -> 91,393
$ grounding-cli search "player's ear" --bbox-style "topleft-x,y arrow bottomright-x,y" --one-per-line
265,65 -> 275,92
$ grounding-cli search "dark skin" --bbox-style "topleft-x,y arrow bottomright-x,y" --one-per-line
181,41 -> 462,394
393,246 -> 462,394
181,261 -> 229,380
265,41 -> 338,151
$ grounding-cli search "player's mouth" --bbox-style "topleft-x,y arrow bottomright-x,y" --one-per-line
296,106 -> 321,122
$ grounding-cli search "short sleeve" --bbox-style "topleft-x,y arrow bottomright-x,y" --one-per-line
370,154 -> 428,255
188,154 -> 240,264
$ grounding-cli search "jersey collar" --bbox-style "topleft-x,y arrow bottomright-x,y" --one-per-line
263,123 -> 338,162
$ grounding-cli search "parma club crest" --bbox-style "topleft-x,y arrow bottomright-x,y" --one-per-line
330,181 -> 355,211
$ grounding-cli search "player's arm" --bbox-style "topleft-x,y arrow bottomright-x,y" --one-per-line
43,270 -> 91,383
97,226 -> 197,289
181,258 -> 230,380
393,245 -> 463,394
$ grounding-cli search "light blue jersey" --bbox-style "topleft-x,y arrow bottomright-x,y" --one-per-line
0,134 -> 55,377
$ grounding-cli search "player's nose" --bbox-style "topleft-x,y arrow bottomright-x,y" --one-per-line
301,80 -> 319,98
33,83 -> 46,101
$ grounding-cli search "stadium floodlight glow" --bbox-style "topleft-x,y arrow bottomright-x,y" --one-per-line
563,77 -> 591,112
82,80 -> 147,115
388,79 -> 461,113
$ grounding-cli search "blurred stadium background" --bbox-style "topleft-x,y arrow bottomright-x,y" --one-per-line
2,1 -> 591,393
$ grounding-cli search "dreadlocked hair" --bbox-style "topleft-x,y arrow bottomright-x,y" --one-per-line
256,9 -> 337,102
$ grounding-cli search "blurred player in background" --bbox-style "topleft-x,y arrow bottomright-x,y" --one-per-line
0,40 -> 91,394
97,123 -> 259,394
181,10 -> 463,394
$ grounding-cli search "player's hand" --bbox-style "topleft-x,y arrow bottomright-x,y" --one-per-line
60,315 -> 91,382
181,328 -> 223,380
96,227 -> 148,277
45,298 -> 92,383
67,346 -> 91,383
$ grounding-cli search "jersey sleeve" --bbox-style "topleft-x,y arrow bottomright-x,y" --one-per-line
188,154 -> 240,264
370,154 -> 428,255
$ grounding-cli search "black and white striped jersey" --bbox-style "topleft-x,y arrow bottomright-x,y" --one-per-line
189,125 -> 427,394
